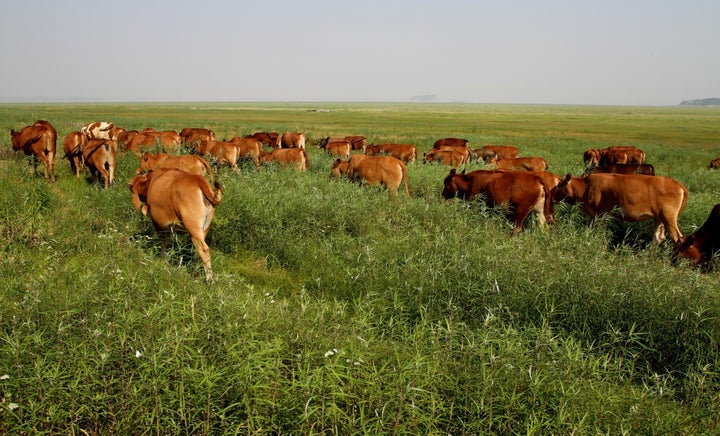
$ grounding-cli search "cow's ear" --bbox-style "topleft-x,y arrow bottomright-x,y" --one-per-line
564,173 -> 572,182
449,168 -> 457,177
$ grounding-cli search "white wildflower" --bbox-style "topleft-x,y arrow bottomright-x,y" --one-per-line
324,348 -> 338,358
135,350 -> 142,358
0,374 -> 9,380
8,403 -> 19,410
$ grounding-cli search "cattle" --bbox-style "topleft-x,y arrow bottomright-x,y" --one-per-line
710,157 -> 720,169
245,131 -> 280,148
81,121 -> 117,141
197,140 -> 240,172
321,139 -> 352,159
280,132 -> 306,149
129,168 -> 223,281
672,204 -> 720,268
319,135 -> 366,151
598,146 -> 646,166
475,145 -> 520,162
137,152 -> 214,182
124,130 -> 182,155
423,147 -> 470,168
586,163 -> 655,176
10,120 -> 57,182
487,156 -> 548,172
583,149 -> 602,167
261,148 -> 309,171
83,139 -> 117,189
442,169 -> 551,233
331,155 -> 410,197
229,137 -> 263,168
63,131 -> 87,177
180,128 -> 215,151
117,129 -> 139,146
553,173 -> 688,244
365,143 -> 417,163
433,138 -> 469,149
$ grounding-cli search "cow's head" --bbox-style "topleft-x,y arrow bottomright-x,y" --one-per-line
552,173 -> 575,203
710,158 -> 720,169
671,235 -> 702,266
441,168 -> 462,199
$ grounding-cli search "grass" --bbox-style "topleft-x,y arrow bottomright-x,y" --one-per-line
1,103 -> 720,434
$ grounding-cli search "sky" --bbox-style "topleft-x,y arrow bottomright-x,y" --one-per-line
0,0 -> 718,105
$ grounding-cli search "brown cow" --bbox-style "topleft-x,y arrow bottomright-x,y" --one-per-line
598,146 -> 645,166
137,152 -> 214,182
365,143 -> 418,163
124,130 -> 182,155
83,139 -> 117,189
587,163 -> 655,176
322,139 -> 352,159
553,173 -> 688,244
229,137 -> 262,168
319,135 -> 367,151
245,131 -> 280,148
261,148 -> 309,171
487,156 -> 548,172
129,168 -> 223,281
10,120 -> 57,181
433,138 -> 469,149
475,145 -> 520,162
331,155 -> 410,197
280,132 -> 306,149
442,169 -> 551,233
423,148 -> 470,168
672,203 -> 720,268
181,128 -> 215,151
583,149 -> 602,166
197,140 -> 240,172
709,157 -> 720,169
63,131 -> 87,177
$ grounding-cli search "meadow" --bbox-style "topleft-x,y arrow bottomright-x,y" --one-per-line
1,102 -> 720,434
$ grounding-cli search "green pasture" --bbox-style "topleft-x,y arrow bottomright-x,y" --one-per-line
1,103 -> 719,434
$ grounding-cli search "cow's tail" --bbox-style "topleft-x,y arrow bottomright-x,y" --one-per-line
200,157 -> 215,184
541,179 -> 554,226
201,180 -> 223,206
302,148 -> 310,170
401,162 -> 411,198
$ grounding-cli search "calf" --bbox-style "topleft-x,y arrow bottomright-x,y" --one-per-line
261,148 -> 309,171
331,155 -> 410,197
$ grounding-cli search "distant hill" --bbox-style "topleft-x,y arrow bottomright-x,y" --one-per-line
679,98 -> 720,107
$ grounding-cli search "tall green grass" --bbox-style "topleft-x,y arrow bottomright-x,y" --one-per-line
1,103 -> 719,434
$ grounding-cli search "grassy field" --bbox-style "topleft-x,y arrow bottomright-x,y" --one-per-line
1,102 -> 720,434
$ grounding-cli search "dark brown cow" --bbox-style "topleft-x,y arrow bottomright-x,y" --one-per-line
553,173 -> 688,244
709,157 -> 720,169
10,120 -> 57,181
63,131 -> 87,177
423,147 -> 470,167
197,140 -> 240,172
280,132 -> 306,149
83,139 -> 117,189
365,143 -> 418,163
228,137 -> 263,168
433,137 -> 469,149
442,169 -> 551,233
475,145 -> 520,161
587,163 -> 655,176
673,204 -> 720,268
137,152 -> 214,182
487,156 -> 548,172
245,131 -> 280,148
129,168 -> 223,281
261,148 -> 309,171
331,155 -> 410,197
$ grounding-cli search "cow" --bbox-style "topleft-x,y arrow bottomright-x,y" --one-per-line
586,163 -> 655,176
63,131 -> 87,177
598,146 -> 646,166
331,155 -> 410,197
83,139 -> 117,189
261,148 -> 309,171
321,139 -> 352,159
442,169 -> 551,233
129,168 -> 223,281
197,140 -> 240,172
709,157 -> 720,169
583,149 -> 602,167
180,128 -> 215,151
117,129 -> 139,146
365,143 -> 418,163
245,131 -> 280,148
319,135 -> 367,151
81,121 -> 116,141
672,204 -> 720,268
124,130 -> 182,155
229,137 -> 263,168
10,120 -> 57,182
475,145 -> 520,162
552,173 -> 688,244
433,137 -> 469,149
280,132 -> 306,149
487,156 -> 548,172
423,147 -> 470,168
137,152 -> 214,182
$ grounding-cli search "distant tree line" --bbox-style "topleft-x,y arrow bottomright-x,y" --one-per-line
679,98 -> 720,106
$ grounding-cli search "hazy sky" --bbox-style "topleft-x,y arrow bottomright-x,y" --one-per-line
1,0 -> 718,105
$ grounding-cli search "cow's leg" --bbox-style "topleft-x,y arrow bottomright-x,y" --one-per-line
662,217 -> 683,244
190,236 -> 213,281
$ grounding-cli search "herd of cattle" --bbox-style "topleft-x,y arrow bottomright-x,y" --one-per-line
8,119 -> 720,280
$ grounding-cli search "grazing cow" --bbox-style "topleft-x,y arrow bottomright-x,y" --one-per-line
83,139 -> 117,189
124,130 -> 182,155
442,169 -> 551,233
63,131 -> 87,177
197,140 -> 240,172
245,131 -> 280,148
321,139 -> 352,159
598,146 -> 646,166
280,132 -> 306,149
331,155 -> 410,197
117,129 -> 139,146
319,135 -> 367,151
229,137 -> 263,168
710,157 -> 720,169
553,173 -> 688,244
475,145 -> 520,162
487,156 -> 548,172
365,143 -> 418,163
81,121 -> 116,141
583,149 -> 602,167
129,169 -> 223,281
587,163 -> 655,176
137,152 -> 214,182
423,147 -> 470,168
433,137 -> 469,149
10,120 -> 57,181
180,128 -> 215,151
673,204 -> 720,268
261,148 -> 309,171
